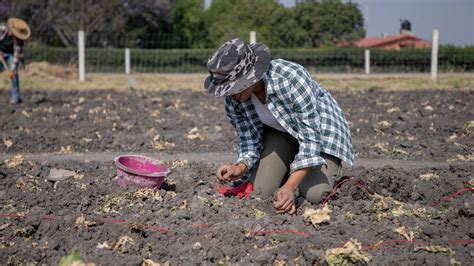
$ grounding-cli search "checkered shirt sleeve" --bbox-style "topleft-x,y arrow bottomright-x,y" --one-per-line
0,24 -> 7,38
224,97 -> 263,171
11,40 -> 23,71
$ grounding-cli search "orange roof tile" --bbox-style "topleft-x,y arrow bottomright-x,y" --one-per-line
355,34 -> 430,48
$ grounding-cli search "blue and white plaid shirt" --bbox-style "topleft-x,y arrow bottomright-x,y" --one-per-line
224,59 -> 354,176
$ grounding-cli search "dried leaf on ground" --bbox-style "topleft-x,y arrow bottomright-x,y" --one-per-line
445,133 -> 457,142
303,206 -> 332,227
143,259 -> 171,266
111,235 -> 135,253
0,223 -> 10,230
22,110 -> 31,118
4,155 -> 24,169
152,135 -> 175,151
74,214 -> 97,228
374,121 -> 392,131
133,189 -> 163,201
217,255 -> 231,265
59,145 -> 74,153
325,239 -> 372,265
16,176 -> 41,192
374,143 -> 390,154
414,245 -> 455,256
447,153 -> 474,162
418,172 -> 439,181
463,120 -> 474,136
253,208 -> 266,219
394,226 -> 415,241
96,242 -> 111,249
393,148 -> 409,156
179,200 -> 189,209
424,105 -> 434,111
171,160 -> 188,169
186,127 -> 205,141
468,178 -> 474,187
198,195 -> 222,207
95,195 -> 124,214
387,107 -> 401,113
3,139 -> 13,148
273,259 -> 287,266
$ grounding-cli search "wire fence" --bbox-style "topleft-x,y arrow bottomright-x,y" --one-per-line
86,33 -> 194,49
23,35 -> 474,74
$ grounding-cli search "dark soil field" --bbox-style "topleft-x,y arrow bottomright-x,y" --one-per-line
1,87 -> 473,265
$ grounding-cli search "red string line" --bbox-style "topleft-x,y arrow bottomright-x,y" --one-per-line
428,187 -> 474,206
191,223 -> 210,228
0,182 -> 472,244
448,239 -> 474,244
142,225 -> 168,232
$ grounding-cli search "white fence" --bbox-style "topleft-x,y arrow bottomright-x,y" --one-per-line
24,29 -> 473,80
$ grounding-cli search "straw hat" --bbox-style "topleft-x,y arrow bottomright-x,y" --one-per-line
7,17 -> 31,41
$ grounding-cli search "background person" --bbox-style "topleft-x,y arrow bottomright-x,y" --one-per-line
205,38 -> 354,215
0,17 -> 30,104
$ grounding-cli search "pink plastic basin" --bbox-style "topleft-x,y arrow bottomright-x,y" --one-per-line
114,155 -> 170,189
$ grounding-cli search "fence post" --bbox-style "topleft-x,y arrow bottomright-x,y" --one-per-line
365,49 -> 370,74
78,30 -> 85,82
431,29 -> 439,81
250,31 -> 256,44
125,48 -> 131,74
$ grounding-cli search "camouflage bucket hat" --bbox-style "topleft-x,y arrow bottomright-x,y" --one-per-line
204,38 -> 270,98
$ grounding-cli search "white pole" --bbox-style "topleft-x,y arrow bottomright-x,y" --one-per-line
365,49 -> 370,74
250,31 -> 256,44
78,30 -> 85,82
125,48 -> 131,74
431,29 -> 439,81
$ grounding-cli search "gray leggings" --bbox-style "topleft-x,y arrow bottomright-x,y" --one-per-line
250,126 -> 342,204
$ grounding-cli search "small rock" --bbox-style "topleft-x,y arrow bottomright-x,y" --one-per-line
46,168 -> 76,181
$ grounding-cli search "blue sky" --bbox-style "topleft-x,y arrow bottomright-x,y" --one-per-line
278,0 -> 474,46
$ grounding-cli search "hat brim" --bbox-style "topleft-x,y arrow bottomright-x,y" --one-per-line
204,43 -> 270,98
7,17 -> 31,41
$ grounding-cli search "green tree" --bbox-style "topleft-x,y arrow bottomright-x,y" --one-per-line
206,0 -> 287,48
264,7 -> 307,48
1,0 -> 172,47
293,0 -> 365,47
172,0 -> 210,48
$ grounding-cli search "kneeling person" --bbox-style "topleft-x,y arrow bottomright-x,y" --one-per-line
204,38 -> 354,214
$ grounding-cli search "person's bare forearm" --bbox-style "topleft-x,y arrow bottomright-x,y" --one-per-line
282,168 -> 311,190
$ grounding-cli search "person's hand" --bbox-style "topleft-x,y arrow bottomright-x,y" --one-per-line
216,164 -> 246,183
273,186 -> 296,215
8,70 -> 15,79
